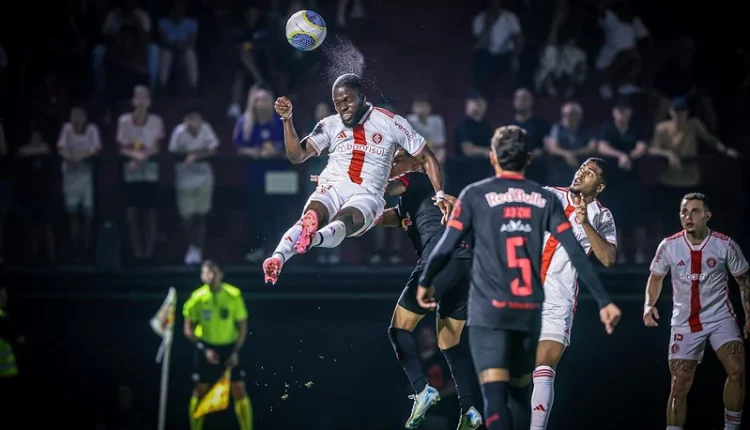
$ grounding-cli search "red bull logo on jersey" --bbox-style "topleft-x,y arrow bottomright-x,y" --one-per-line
485,188 -> 548,208
336,142 -> 387,156
401,213 -> 412,230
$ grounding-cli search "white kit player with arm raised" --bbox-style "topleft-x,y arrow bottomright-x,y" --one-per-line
529,158 -> 618,430
644,193 -> 750,430
262,74 -> 451,284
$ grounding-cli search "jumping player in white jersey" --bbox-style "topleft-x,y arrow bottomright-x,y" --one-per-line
262,74 -> 450,284
644,193 -> 750,430
530,158 -> 618,429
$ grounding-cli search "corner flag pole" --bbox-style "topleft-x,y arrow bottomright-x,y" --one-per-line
151,287 -> 177,430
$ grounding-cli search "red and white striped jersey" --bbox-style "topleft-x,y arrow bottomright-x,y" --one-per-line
539,187 -> 617,306
650,230 -> 749,331
303,104 -> 427,195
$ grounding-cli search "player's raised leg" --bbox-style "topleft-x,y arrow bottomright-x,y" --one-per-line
666,359 -> 698,429
715,340 -> 745,430
309,194 -> 382,250
437,316 -> 482,430
262,200 -> 330,285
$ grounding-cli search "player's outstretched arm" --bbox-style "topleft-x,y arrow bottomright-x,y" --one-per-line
414,146 -> 452,222
419,190 -> 472,294
643,271 -> 665,327
275,96 -> 317,164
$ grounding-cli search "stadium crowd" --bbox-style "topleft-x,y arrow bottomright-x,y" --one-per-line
0,0 -> 747,267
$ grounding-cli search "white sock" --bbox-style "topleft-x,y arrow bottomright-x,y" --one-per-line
312,220 -> 347,249
530,366 -> 555,430
666,426 -> 683,430
725,409 -> 742,430
271,223 -> 303,263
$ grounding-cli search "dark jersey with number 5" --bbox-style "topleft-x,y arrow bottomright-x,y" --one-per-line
419,172 -> 613,331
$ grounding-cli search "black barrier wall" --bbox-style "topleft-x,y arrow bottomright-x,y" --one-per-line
4,283 -> 746,430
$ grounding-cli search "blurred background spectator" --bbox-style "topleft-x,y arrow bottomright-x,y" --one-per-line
0,0 -> 744,270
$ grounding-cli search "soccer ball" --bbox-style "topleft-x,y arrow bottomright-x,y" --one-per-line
285,10 -> 327,51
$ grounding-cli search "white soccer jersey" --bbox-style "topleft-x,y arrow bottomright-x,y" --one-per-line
540,186 -> 617,307
302,104 -> 428,195
650,230 -> 749,331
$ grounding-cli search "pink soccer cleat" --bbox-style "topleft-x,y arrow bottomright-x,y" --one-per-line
262,256 -> 283,285
294,210 -> 319,254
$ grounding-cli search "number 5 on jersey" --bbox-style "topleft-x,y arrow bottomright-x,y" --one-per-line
507,236 -> 532,296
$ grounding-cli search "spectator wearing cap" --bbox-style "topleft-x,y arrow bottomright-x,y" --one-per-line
649,97 -> 740,233
454,91 -> 493,158
168,109 -> 219,265
596,96 -> 649,263
544,101 -> 596,185
407,95 -> 446,164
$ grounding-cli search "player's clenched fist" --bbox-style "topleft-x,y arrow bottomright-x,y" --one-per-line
599,302 -> 622,334
274,97 -> 293,119
643,305 -> 659,327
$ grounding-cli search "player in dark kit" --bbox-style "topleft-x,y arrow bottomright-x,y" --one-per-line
382,151 -> 482,430
417,126 -> 622,430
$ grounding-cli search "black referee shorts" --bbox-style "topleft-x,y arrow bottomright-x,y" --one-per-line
469,325 -> 540,377
193,343 -> 246,385
398,256 -> 470,320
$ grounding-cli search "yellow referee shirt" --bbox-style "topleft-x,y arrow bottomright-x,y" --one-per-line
183,283 -> 248,346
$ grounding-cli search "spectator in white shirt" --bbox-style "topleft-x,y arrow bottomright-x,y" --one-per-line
158,1 -> 199,91
595,4 -> 652,99
407,95 -> 446,164
117,86 -> 165,261
472,0 -> 523,94
57,107 -> 102,257
168,110 -> 219,265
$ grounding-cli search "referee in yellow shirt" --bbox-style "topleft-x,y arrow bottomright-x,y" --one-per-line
183,260 -> 253,430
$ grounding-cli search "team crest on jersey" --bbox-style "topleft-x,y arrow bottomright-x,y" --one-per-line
401,213 -> 412,230
372,133 -> 383,144
671,343 -> 680,353
707,257 -> 717,268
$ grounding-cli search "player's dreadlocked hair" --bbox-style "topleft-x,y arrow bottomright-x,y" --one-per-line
491,125 -> 529,172
333,73 -> 365,98
682,192 -> 710,211
584,157 -> 610,185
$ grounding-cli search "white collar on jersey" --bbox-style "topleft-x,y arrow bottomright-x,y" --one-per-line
357,103 -> 375,124
683,228 -> 711,250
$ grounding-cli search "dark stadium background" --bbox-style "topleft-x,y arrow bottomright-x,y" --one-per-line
0,0 -> 748,429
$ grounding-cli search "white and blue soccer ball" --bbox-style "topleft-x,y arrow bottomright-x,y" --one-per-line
285,10 -> 327,51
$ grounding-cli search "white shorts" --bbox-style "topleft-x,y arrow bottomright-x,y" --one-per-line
669,318 -> 742,362
304,180 -> 385,237
539,302 -> 575,346
63,173 -> 94,216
